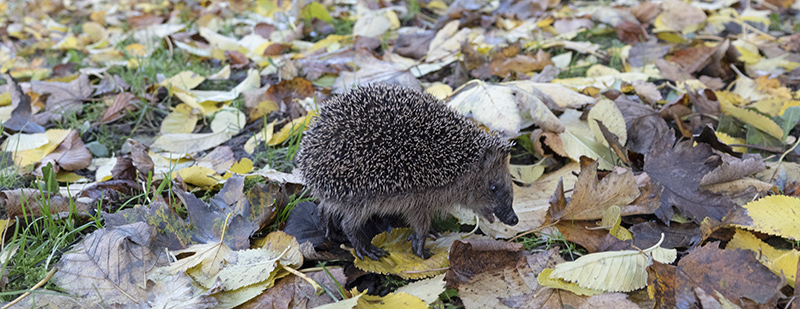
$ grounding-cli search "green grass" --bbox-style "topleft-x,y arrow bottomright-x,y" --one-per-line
514,230 -> 586,261
0,185 -> 98,301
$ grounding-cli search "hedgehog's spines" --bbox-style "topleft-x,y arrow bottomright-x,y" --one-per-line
296,83 -> 509,201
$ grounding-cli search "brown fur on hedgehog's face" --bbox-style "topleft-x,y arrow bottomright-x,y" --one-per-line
469,145 -> 518,226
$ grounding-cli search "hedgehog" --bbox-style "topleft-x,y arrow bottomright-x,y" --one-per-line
296,84 -> 518,261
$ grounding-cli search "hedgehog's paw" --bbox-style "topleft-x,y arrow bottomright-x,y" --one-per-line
356,244 -> 387,261
410,235 -> 432,259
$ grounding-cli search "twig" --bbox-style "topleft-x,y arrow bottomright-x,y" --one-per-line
3,267 -> 58,309
770,135 -> 800,183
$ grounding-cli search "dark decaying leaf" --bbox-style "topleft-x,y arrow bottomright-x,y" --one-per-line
630,221 -> 702,250
647,260 -> 677,309
239,268 -> 347,308
615,96 -> 668,154
2,75 -> 45,133
53,222 -> 170,306
104,202 -> 202,250
643,129 -> 735,224
675,242 -> 781,308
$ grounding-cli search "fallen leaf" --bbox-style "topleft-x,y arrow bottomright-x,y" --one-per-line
643,130 -> 735,224
53,222 -> 169,306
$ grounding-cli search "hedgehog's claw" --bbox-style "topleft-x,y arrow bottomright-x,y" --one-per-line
357,245 -> 387,261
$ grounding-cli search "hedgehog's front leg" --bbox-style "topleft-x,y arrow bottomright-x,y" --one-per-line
342,217 -> 387,261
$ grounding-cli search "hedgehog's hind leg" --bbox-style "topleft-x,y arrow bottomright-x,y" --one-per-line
342,215 -> 387,261
405,209 -> 433,259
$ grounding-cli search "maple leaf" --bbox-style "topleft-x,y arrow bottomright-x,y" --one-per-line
643,130 -> 735,224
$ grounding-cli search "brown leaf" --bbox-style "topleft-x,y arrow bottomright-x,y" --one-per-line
670,43 -> 719,75
446,240 -> 563,308
647,260 -> 677,309
490,49 -> 553,78
30,74 -> 92,123
643,130 -> 735,224
253,22 -> 275,38
553,220 -> 610,253
53,222 -> 169,306
195,146 -> 235,174
239,268 -> 347,308
128,139 -> 154,178
675,242 -> 782,308
98,92 -> 136,124
39,129 -> 92,172
1,188 -> 90,218
224,50 -> 250,69
562,161 -> 640,220
616,20 -> 648,45
394,31 -> 434,59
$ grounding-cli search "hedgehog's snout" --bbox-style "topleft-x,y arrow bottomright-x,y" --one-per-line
494,205 -> 518,226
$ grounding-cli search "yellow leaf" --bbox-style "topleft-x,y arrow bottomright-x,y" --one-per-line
425,83 -> 453,101
125,44 -> 147,57
160,103 -> 199,134
728,229 -> 799,287
268,112 -> 316,146
55,171 -> 86,183
537,268 -> 604,296
248,100 -> 279,122
773,251 -> 800,287
358,291 -> 427,308
728,195 -> 800,240
715,132 -> 747,153
160,70 -> 205,91
780,100 -> 800,116
13,129 -> 71,167
720,101 -> 783,139
244,119 -> 276,154
173,166 -> 220,187
352,228 -> 452,280
222,158 -> 254,179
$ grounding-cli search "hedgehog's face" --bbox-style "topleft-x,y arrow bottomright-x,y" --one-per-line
473,145 -> 518,226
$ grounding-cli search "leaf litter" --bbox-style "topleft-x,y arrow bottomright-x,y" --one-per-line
2,0 -> 800,308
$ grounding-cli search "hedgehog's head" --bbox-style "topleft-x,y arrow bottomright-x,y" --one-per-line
470,140 -> 518,226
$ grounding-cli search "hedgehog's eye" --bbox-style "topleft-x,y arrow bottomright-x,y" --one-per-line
490,185 -> 497,192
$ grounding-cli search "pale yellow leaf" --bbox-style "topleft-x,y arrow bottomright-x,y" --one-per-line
245,120 -> 276,154
151,130 -> 232,154
549,242 -> 676,292
1,133 -> 49,151
160,70 -> 205,91
588,98 -> 627,146
447,80 -> 564,135
509,163 -> 544,184
537,268 -> 604,296
210,107 -> 246,134
160,104 -> 198,134
558,110 -> 614,170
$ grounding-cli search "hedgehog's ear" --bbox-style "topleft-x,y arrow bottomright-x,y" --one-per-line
481,142 -> 512,169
